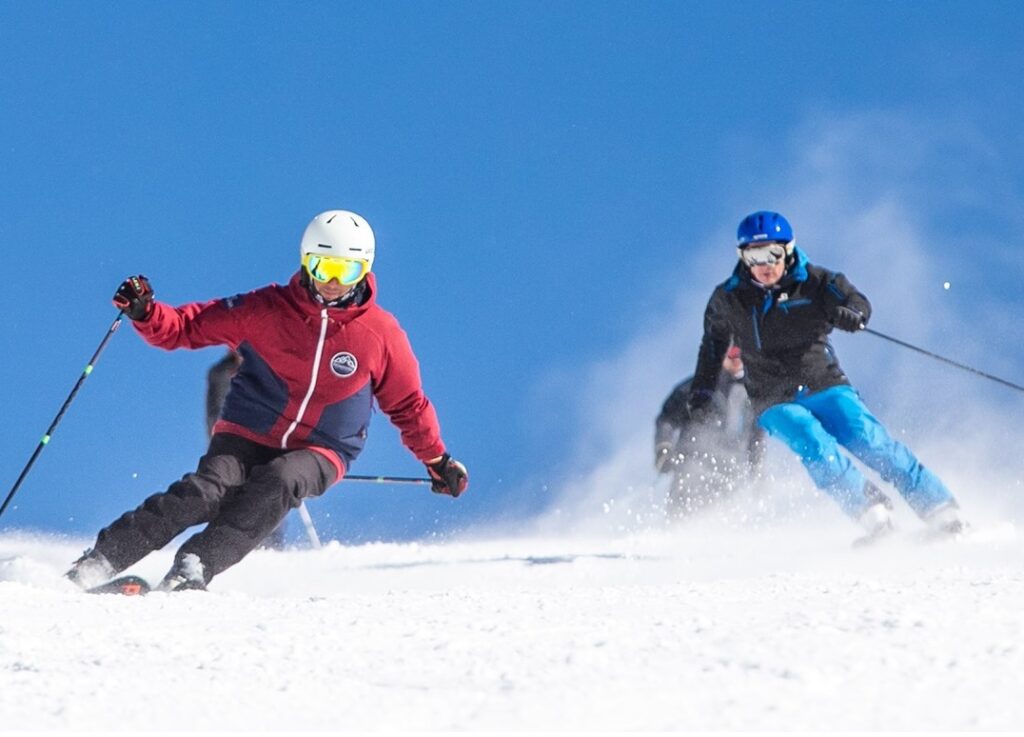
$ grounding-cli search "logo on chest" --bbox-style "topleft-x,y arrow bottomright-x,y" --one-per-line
329,352 -> 359,378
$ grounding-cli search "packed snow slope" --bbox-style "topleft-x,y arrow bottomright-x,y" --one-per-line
2,512 -> 1022,731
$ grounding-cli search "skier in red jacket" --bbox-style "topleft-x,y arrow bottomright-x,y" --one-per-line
67,210 -> 468,591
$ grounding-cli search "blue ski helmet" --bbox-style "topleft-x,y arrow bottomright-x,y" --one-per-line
736,211 -> 793,247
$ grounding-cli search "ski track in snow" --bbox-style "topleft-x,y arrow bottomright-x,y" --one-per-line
1,521 -> 1023,731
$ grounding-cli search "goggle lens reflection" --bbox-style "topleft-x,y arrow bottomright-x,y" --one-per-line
740,243 -> 788,267
302,253 -> 369,285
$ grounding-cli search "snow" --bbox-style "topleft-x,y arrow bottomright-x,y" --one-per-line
2,516 -> 1023,732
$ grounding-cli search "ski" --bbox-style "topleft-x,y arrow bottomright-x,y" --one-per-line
853,522 -> 1015,549
85,575 -> 152,596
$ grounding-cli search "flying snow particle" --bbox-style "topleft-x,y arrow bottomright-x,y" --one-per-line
943,282 -> 951,290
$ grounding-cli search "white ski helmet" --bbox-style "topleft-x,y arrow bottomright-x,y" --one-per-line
299,210 -> 375,269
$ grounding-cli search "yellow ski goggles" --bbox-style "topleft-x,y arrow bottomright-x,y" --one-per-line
302,253 -> 370,285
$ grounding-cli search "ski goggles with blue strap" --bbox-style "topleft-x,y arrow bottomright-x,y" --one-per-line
302,253 -> 370,285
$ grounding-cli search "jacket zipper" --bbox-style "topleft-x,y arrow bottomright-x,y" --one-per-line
281,308 -> 329,449
750,305 -> 763,350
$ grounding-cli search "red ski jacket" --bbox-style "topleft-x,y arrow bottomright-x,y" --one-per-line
132,272 -> 446,478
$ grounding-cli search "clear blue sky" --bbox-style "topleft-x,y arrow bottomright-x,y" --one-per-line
2,1 -> 1022,543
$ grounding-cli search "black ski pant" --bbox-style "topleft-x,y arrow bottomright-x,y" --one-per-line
93,433 -> 337,583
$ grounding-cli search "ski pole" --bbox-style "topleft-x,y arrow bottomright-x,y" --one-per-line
293,476 -> 432,549
862,327 -> 1024,394
296,501 -> 321,549
0,313 -> 125,520
342,474 -> 433,485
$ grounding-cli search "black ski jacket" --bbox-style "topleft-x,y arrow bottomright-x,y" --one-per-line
690,248 -> 871,414
656,370 -> 764,467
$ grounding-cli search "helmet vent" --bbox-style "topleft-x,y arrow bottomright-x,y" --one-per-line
326,214 -> 337,224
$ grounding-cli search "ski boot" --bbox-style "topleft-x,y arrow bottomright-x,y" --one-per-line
923,503 -> 967,539
853,500 -> 895,548
65,549 -> 116,590
863,481 -> 894,512
156,553 -> 208,592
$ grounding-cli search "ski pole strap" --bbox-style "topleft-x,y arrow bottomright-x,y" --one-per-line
342,474 -> 433,485
863,327 -> 1024,394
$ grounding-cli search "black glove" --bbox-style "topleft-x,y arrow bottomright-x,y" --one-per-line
654,442 -> 674,474
113,275 -> 154,322
832,305 -> 865,332
427,453 -> 468,497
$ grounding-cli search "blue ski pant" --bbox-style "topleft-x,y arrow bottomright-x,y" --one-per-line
758,385 -> 955,519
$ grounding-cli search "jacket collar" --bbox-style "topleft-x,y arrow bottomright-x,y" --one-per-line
285,271 -> 378,324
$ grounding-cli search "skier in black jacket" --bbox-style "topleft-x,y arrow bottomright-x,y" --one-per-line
686,211 -> 964,542
655,346 -> 763,518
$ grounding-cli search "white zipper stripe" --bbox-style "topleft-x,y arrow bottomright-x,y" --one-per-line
281,308 -> 329,449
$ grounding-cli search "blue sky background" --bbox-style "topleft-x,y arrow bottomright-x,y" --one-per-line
1,1 -> 1022,545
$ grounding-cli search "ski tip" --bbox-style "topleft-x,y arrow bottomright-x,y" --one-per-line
85,575 -> 152,596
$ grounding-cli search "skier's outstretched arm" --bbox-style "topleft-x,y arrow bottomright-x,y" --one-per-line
372,322 -> 468,497
112,274 -> 250,351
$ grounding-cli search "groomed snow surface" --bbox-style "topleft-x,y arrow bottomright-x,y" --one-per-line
2,502 -> 1022,732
